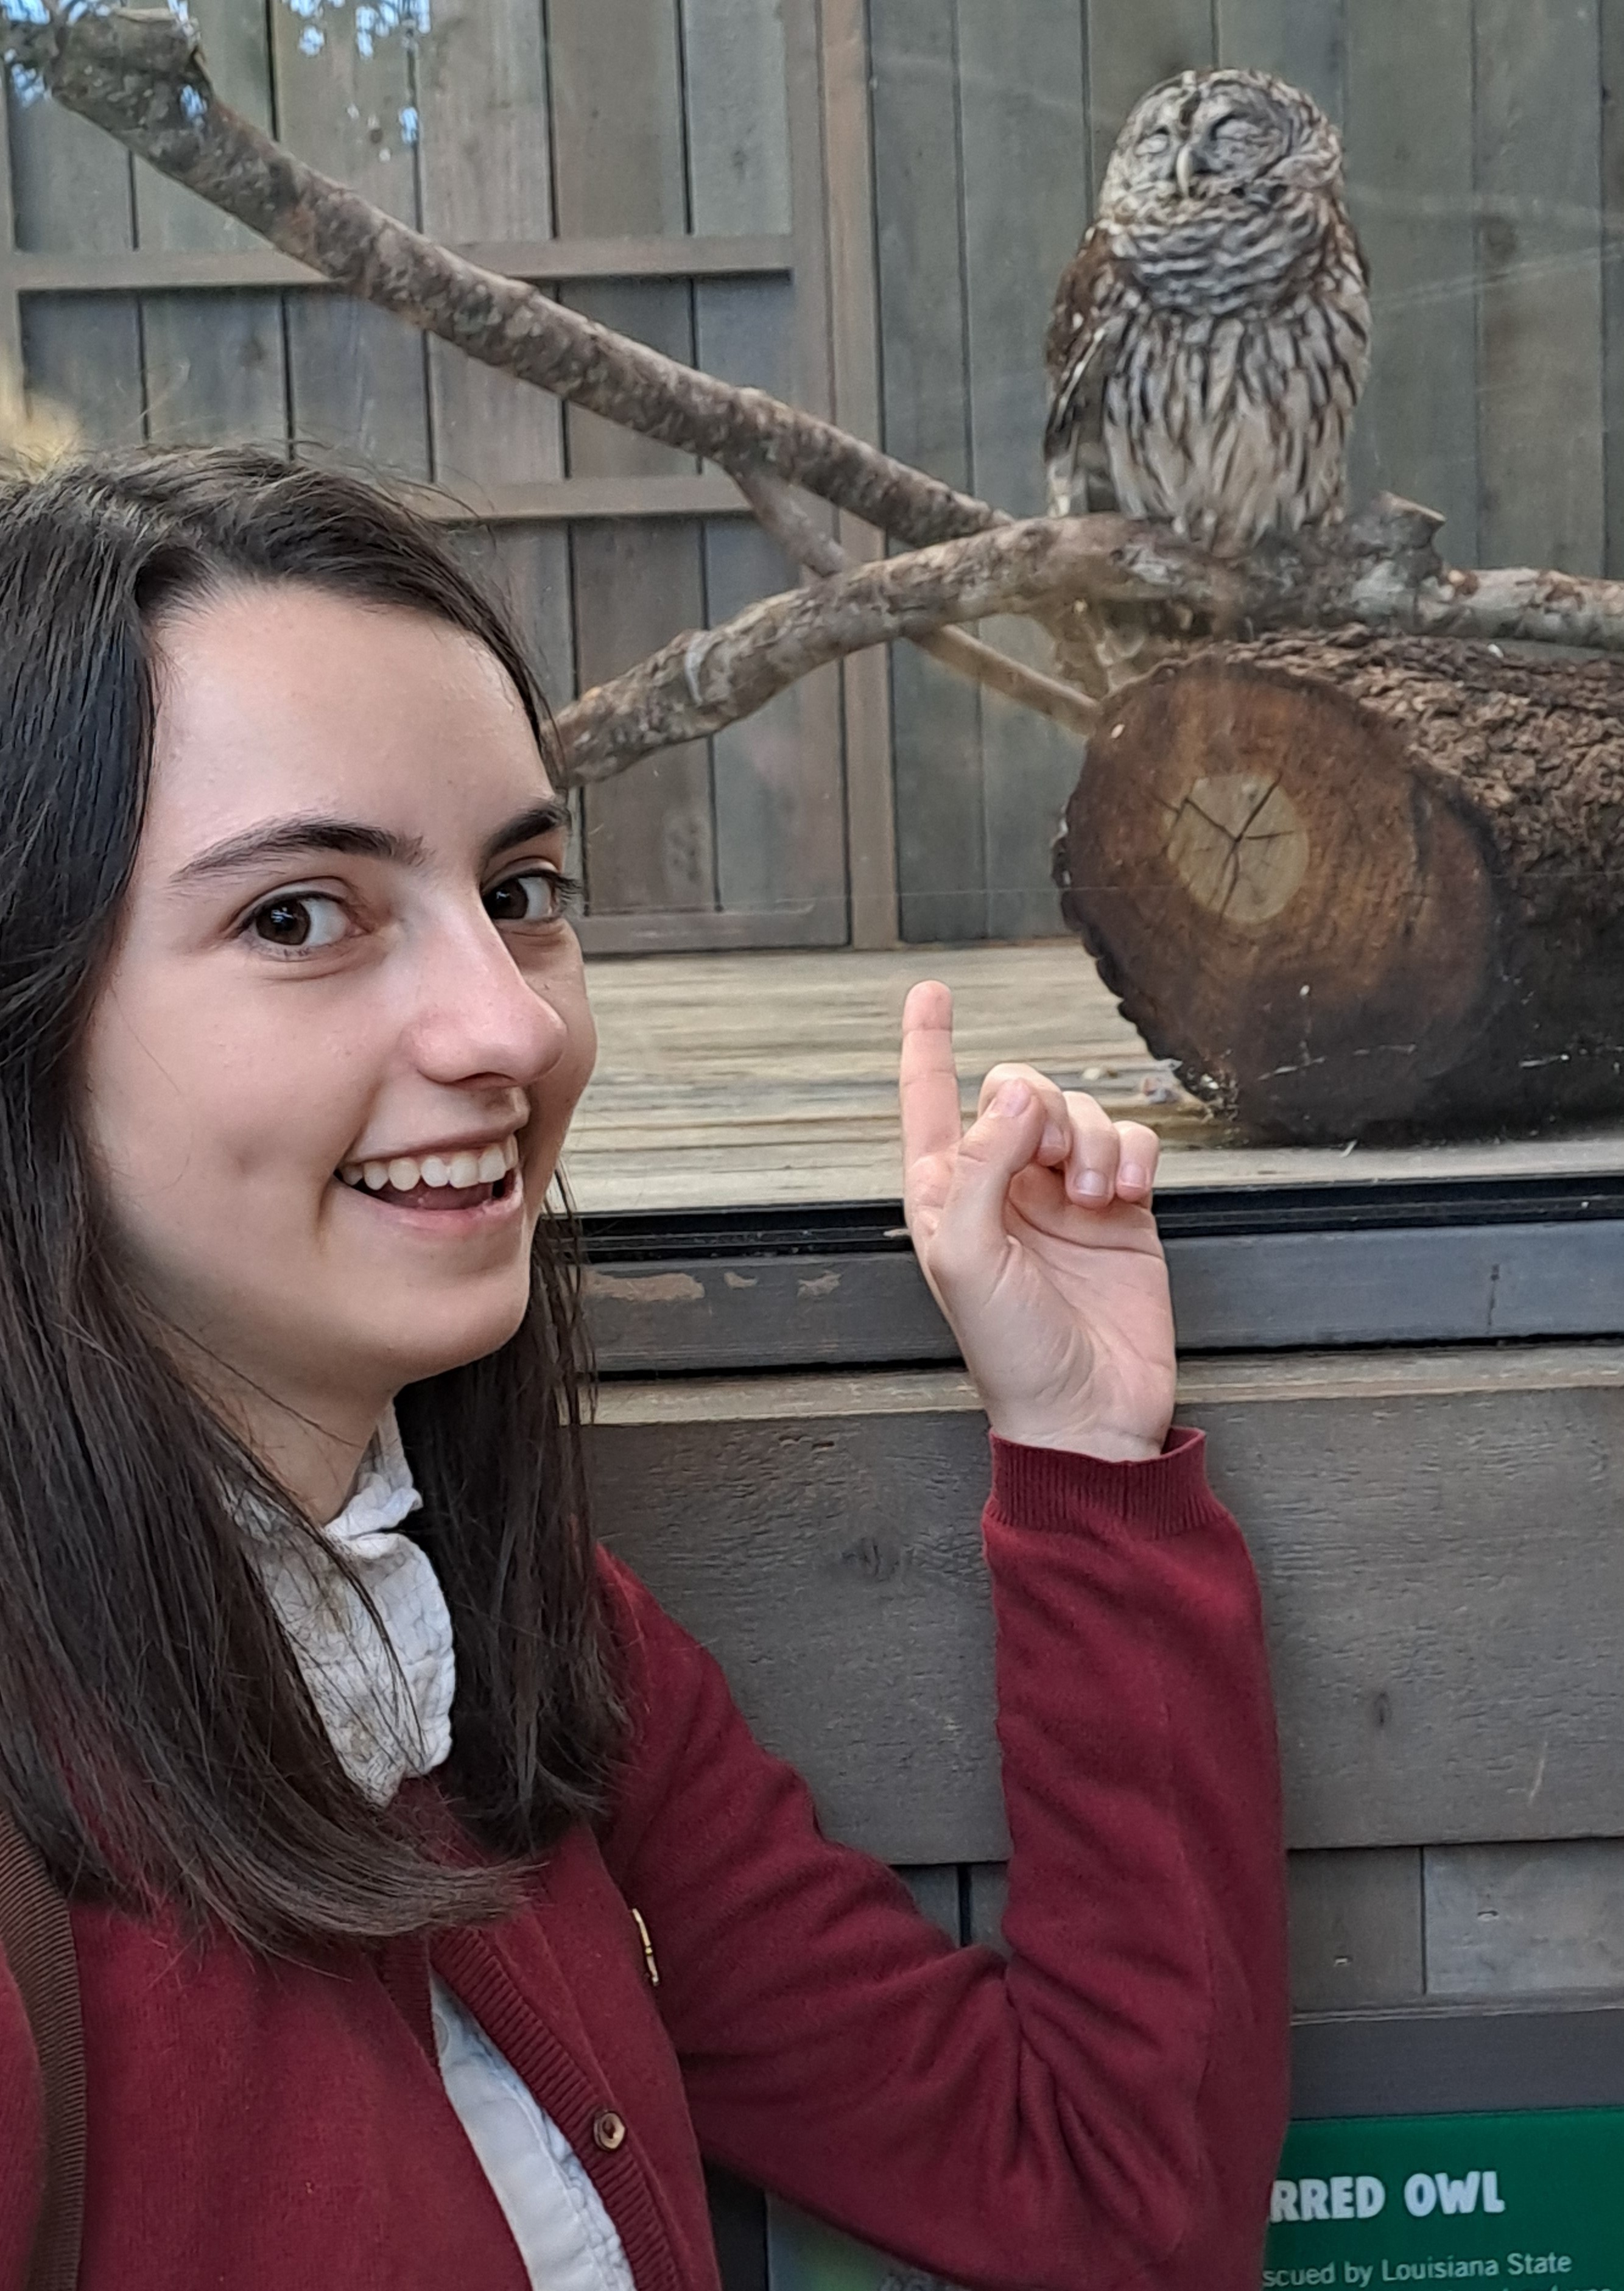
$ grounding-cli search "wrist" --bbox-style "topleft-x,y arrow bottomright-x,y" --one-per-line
987,1415 -> 1168,1464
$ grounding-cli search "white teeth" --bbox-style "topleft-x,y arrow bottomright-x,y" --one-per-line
342,1138 -> 520,1194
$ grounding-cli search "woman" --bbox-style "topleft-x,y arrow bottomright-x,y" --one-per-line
0,446 -> 1285,2290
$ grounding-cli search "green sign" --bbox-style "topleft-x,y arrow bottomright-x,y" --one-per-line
765,2110 -> 1624,2289
1268,2111 -> 1624,2289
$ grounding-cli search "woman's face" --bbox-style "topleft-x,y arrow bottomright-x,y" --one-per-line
80,582 -> 596,1435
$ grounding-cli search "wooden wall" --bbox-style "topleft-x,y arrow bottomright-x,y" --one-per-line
2,0 -> 848,955
8,1 -> 1624,952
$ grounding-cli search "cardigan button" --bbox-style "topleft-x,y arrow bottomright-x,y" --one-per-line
592,2110 -> 627,2153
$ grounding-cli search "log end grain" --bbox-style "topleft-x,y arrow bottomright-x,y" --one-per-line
1055,633 -> 1624,1142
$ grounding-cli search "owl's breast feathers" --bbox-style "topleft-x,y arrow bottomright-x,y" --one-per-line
1044,188 -> 1370,552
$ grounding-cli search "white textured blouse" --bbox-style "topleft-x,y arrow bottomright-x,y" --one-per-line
251,1412 -> 636,2291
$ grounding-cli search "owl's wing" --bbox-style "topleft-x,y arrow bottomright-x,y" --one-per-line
1043,231 -> 1125,517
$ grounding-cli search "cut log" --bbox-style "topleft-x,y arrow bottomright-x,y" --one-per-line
1053,628 -> 1624,1142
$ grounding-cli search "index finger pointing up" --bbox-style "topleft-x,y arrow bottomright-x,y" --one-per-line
899,980 -> 964,1169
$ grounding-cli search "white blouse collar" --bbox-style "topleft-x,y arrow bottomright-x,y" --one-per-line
251,1406 -> 457,1804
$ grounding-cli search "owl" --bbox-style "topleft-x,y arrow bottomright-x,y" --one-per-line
1044,69 -> 1370,557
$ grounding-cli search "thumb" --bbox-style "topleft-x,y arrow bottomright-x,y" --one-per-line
934,1080 -> 1046,1272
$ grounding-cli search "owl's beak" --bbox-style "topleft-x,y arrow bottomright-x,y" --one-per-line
1175,142 -> 1197,199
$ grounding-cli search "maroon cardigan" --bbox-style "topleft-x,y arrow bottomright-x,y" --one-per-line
0,1430 -> 1287,2291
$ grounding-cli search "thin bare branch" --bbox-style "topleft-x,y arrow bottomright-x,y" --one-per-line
6,5 -> 1002,549
733,465 -> 1101,741
552,498 -> 1624,783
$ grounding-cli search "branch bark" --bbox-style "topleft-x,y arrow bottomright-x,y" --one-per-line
5,5 -> 1002,550
733,465 -> 1101,741
552,498 -> 1624,783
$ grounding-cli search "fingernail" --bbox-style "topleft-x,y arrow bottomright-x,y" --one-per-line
994,1080 -> 1033,1116
1119,1162 -> 1148,1192
1077,1169 -> 1109,1200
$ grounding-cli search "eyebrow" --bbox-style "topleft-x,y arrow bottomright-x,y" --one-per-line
170,798 -> 571,890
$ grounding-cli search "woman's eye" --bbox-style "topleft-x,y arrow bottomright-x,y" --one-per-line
248,893 -> 348,951
483,870 -> 572,927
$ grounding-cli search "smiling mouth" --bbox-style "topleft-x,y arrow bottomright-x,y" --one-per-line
336,1136 -> 521,1212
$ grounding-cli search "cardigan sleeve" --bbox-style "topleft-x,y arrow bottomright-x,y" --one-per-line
596,1427 -> 1288,2291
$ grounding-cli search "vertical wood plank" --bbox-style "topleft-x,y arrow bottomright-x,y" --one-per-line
548,0 -> 714,920
696,277 -> 846,939
1086,0 -> 1215,190
1601,0 -> 1624,575
414,0 -> 562,493
965,1862 -> 1010,1957
0,77 -> 23,379
870,0 -> 984,943
957,0 -> 1089,944
273,12 -> 431,477
135,0 -> 286,452
572,519 -> 715,913
681,0 -> 793,238
1474,0 -> 1605,572
1343,0 -> 1477,557
895,1863 -> 961,1942
817,0 -> 898,948
1214,0 -> 1346,125
1288,1848 -> 1424,2011
10,72 -> 143,444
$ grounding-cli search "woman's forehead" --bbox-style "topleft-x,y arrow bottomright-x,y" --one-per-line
145,585 -> 553,857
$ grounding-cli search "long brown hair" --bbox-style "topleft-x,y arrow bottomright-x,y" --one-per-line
0,445 -> 619,1949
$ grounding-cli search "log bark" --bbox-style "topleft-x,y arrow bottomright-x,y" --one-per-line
1055,628 -> 1624,1141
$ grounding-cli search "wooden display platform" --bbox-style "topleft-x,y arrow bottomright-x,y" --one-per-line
568,940 -> 1624,1212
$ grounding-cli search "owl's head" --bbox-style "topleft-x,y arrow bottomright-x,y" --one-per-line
1100,68 -> 1343,214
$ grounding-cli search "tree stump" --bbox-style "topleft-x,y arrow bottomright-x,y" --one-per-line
1053,628 -> 1624,1142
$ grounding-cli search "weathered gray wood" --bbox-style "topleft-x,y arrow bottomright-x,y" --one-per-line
895,1865 -> 961,1943
817,0 -> 899,948
414,0 -> 562,492
1474,0 -> 1605,572
1214,0 -> 1346,124
1288,1849 -> 1423,2012
546,0 -> 714,928
132,0 -> 286,454
869,0 -> 983,943
1085,1 -> 1215,189
681,2 -> 844,945
582,1219 -> 1624,1377
572,518 -> 715,914
1424,1841 -> 1624,1997
964,1864 -> 1008,1958
1602,1 -> 1624,577
1342,0 -> 1476,555
592,1349 -> 1624,1864
956,1 -> 1090,945
10,63 -> 142,445
272,5 -> 430,477
10,237 -> 795,294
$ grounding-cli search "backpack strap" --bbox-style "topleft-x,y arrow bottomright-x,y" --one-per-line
0,1809 -> 84,2291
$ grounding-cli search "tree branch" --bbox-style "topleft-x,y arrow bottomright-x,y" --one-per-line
5,5 -> 1003,550
733,465 -> 1101,741
552,498 -> 1624,783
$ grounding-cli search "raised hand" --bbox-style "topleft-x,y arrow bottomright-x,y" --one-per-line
899,981 -> 1176,1462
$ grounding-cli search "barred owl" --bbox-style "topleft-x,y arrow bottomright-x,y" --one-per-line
1044,69 -> 1370,556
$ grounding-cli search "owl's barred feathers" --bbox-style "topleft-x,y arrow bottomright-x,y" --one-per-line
1044,68 -> 1370,556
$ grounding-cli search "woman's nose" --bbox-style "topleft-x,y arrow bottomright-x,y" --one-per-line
407,913 -> 574,1089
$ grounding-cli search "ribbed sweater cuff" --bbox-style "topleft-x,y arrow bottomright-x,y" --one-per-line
988,1423 -> 1213,1540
